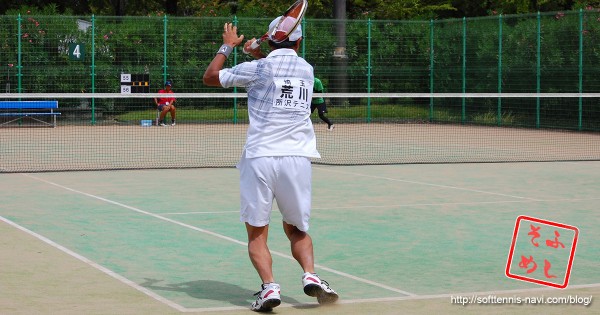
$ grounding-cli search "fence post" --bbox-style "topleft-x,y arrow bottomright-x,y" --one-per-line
17,14 -> 22,95
462,17 -> 466,124
367,18 -> 372,123
536,12 -> 540,128
163,15 -> 168,84
578,8 -> 583,131
497,14 -> 503,127
429,19 -> 434,122
16,14 -> 22,125
301,18 -> 306,58
91,15 -> 96,125
233,15 -> 238,124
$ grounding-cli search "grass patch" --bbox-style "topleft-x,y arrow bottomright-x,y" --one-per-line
471,111 -> 516,125
114,104 -> 475,123
116,108 -> 249,122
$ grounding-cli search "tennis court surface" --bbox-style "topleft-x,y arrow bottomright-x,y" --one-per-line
1,162 -> 598,314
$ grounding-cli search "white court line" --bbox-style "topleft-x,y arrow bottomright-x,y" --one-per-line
312,197 -> 600,211
316,166 -> 541,201
0,215 -> 188,313
20,174 -> 416,300
160,210 -> 239,215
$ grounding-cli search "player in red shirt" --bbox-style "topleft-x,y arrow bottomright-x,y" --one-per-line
154,80 -> 176,126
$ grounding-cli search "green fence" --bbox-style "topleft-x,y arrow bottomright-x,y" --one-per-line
1,10 -> 599,131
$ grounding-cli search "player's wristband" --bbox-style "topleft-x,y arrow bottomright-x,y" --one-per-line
217,44 -> 233,58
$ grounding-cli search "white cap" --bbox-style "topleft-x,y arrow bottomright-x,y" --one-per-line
268,16 -> 303,42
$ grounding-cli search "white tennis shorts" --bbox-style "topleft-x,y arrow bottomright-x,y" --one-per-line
237,153 -> 312,231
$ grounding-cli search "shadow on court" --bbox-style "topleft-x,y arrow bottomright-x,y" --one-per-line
139,279 -> 303,308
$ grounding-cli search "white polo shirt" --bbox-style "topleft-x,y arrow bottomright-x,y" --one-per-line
219,49 -> 321,159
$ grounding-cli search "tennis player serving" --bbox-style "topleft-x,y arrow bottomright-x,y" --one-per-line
202,9 -> 339,313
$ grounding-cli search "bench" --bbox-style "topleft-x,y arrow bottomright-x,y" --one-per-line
0,101 -> 61,127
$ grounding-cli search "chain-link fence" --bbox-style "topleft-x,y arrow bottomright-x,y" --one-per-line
1,10 -> 600,172
2,12 -> 598,92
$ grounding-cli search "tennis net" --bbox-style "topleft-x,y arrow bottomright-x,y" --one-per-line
1,93 -> 599,172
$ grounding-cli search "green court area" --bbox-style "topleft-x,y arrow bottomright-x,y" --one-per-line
1,162 -> 599,314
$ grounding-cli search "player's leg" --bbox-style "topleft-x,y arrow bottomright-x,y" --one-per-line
282,217 -> 338,305
238,155 -> 281,311
246,225 -> 281,312
169,105 -> 176,125
318,111 -> 332,126
246,223 -> 274,283
276,156 -> 338,304
274,156 -> 315,271
283,222 -> 315,273
317,104 -> 334,130
158,105 -> 168,125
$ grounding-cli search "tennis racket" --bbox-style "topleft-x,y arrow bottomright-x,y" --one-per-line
243,0 -> 308,54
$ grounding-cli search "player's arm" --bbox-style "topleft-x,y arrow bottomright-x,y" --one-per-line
203,56 -> 226,87
203,23 -> 244,87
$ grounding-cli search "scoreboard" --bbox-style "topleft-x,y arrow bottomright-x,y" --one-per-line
120,74 -> 150,93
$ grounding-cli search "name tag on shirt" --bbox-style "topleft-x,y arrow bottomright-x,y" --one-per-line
273,77 -> 313,111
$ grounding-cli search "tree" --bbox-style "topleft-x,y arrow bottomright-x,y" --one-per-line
112,0 -> 126,15
350,0 -> 456,19
166,0 -> 177,15
2,0 -> 597,18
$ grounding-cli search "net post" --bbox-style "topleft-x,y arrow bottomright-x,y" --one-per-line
497,14 -> 503,127
536,12 -> 541,129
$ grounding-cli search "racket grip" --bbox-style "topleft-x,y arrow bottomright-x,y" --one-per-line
243,40 -> 261,54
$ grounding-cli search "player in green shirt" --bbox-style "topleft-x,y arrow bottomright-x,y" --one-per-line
311,77 -> 334,131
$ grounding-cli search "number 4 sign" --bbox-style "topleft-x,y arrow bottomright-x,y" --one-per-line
506,215 -> 579,289
68,43 -> 85,61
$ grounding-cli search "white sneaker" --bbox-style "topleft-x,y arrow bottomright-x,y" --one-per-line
302,272 -> 338,304
171,122 -> 176,126
327,124 -> 335,131
251,283 -> 281,312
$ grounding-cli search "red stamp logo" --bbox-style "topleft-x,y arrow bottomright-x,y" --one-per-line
505,215 -> 579,289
